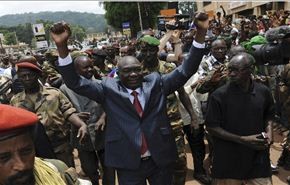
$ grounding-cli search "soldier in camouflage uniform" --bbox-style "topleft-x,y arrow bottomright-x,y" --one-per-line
138,35 -> 188,185
277,63 -> 290,170
88,49 -> 108,79
10,56 -> 88,167
104,44 -> 119,77
42,49 -> 63,87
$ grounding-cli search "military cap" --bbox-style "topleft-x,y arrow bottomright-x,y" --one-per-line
0,104 -> 38,140
16,56 -> 42,73
139,35 -> 160,46
242,35 -> 267,54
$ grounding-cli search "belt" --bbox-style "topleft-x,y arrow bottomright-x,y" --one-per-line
141,156 -> 151,161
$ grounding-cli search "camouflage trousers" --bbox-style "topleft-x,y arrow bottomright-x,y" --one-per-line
171,119 -> 187,185
278,131 -> 290,170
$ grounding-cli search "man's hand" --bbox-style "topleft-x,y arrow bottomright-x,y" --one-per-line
194,12 -> 209,31
95,112 -> 106,131
210,67 -> 227,83
77,124 -> 88,144
95,118 -> 106,131
50,21 -> 71,47
240,134 -> 269,150
194,12 -> 209,44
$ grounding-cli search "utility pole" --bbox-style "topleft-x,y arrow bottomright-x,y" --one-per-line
137,2 -> 143,31
0,37 -> 5,54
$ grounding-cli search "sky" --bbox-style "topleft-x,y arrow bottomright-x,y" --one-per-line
0,1 -> 106,16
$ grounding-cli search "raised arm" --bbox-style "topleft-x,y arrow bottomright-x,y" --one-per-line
50,22 -> 105,103
162,12 -> 209,95
50,21 -> 71,58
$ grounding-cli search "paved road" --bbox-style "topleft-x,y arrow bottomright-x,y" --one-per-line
75,129 -> 289,185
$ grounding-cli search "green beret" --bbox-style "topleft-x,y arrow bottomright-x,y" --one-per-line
140,35 -> 160,46
241,35 -> 267,54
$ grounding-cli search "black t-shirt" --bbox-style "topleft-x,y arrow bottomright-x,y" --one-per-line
205,81 -> 275,179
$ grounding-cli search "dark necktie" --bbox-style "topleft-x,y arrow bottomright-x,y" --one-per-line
131,90 -> 148,155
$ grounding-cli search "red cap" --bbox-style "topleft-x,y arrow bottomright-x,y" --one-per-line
0,104 -> 38,133
16,56 -> 42,73
16,62 -> 42,73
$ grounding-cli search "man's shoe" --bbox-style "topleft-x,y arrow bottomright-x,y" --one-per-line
193,173 -> 212,185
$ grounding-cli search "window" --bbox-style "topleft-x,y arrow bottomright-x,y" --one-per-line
203,1 -> 211,7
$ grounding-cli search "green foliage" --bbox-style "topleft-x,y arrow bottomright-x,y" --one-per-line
0,11 -> 107,33
4,32 -> 17,45
0,11 -> 108,47
70,25 -> 87,42
104,2 -> 166,37
16,23 -> 34,46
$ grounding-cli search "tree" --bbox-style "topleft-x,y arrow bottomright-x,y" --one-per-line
70,25 -> 87,42
16,23 -> 34,46
4,32 -> 17,45
178,2 -> 197,18
103,2 -> 166,37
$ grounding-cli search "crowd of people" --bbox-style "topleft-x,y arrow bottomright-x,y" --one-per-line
0,9 -> 290,185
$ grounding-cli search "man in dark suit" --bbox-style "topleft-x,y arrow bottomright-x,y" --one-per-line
50,12 -> 208,185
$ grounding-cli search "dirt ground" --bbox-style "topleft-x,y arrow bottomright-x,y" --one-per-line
75,128 -> 290,185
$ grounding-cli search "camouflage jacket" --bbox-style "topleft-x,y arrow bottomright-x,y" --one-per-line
142,60 -> 182,122
42,61 -> 62,84
10,85 -> 76,153
196,54 -> 229,94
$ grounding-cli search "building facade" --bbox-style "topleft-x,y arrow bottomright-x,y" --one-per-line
196,1 -> 290,19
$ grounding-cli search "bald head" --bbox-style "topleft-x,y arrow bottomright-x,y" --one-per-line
74,56 -> 90,67
229,52 -> 255,68
118,56 -> 141,70
74,56 -> 94,79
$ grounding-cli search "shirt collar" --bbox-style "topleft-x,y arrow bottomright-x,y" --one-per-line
209,55 -> 228,66
126,87 -> 142,95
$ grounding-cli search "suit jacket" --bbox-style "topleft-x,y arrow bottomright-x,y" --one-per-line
58,45 -> 205,170
60,82 -> 105,151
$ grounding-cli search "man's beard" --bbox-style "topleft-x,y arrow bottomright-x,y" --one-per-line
4,169 -> 35,185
